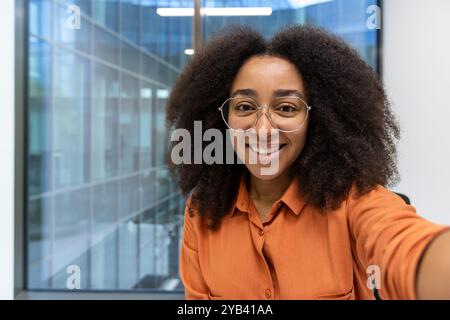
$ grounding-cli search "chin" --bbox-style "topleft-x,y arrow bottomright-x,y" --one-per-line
246,164 -> 287,181
236,143 -> 289,179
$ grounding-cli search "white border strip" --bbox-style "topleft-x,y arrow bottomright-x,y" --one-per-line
0,0 -> 15,300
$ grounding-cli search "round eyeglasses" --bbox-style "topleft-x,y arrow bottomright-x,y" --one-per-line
218,96 -> 311,133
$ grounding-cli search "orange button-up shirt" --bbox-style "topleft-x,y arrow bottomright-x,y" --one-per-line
180,175 -> 450,300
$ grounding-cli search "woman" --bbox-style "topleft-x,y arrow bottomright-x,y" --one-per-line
166,25 -> 450,300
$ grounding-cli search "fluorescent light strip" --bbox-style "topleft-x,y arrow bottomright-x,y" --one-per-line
156,7 -> 273,17
156,8 -> 194,16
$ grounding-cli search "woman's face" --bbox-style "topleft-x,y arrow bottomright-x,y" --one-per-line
229,55 -> 309,180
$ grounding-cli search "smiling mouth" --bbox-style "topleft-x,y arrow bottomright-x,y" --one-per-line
246,143 -> 287,156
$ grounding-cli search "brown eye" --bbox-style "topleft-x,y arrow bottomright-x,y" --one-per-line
235,103 -> 256,112
277,104 -> 297,113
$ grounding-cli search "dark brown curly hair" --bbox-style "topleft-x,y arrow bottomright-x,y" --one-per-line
166,24 -> 400,230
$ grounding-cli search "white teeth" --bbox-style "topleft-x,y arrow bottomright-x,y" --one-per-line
248,144 -> 281,155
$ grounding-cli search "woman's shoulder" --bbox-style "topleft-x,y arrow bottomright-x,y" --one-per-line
347,183 -> 407,207
344,182 -> 424,230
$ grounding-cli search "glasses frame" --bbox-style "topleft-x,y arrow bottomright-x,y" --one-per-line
218,95 -> 312,133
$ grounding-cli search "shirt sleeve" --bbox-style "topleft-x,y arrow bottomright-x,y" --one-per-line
346,184 -> 450,300
179,196 -> 210,300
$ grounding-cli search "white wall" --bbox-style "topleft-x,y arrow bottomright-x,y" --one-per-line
384,0 -> 450,224
0,0 -> 16,300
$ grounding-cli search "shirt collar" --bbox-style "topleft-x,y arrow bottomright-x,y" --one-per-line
230,175 -> 251,216
280,176 -> 309,215
231,174 -> 309,217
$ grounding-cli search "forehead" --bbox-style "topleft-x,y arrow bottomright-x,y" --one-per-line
231,55 -> 305,94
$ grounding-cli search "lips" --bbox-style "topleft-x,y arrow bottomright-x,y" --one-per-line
246,143 -> 287,156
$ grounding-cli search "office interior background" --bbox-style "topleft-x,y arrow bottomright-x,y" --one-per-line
1,0 -> 449,299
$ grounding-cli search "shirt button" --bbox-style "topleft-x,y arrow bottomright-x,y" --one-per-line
265,289 -> 272,299
259,230 -> 265,236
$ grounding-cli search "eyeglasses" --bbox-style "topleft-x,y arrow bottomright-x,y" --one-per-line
218,96 -> 311,133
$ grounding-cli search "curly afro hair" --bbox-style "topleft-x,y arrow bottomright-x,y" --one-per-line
166,24 -> 400,230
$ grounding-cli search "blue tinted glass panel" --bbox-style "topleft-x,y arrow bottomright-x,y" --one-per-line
27,0 -> 186,292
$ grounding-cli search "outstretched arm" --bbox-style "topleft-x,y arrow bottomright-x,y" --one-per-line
347,184 -> 450,299
416,230 -> 450,299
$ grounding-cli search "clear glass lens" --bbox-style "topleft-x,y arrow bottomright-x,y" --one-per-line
220,97 -> 309,132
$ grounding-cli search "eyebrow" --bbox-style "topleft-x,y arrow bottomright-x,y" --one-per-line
230,88 -> 306,100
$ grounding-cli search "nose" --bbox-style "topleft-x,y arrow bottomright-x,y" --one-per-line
254,107 -> 274,132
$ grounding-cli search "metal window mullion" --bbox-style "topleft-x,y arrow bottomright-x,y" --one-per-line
87,0 -> 95,289
116,0 -> 122,291
136,0 -> 144,288
193,0 -> 202,52
49,0 -> 57,290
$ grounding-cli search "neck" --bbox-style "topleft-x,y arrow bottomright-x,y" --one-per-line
248,172 -> 293,203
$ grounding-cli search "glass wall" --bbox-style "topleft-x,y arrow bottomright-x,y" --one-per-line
27,0 -> 380,292
202,0 -> 379,70
27,0 -> 187,291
